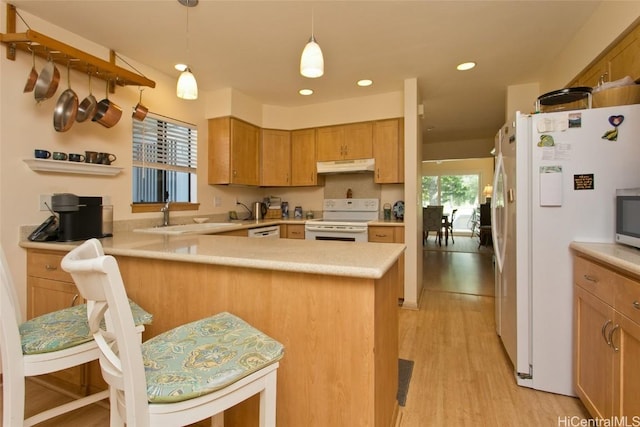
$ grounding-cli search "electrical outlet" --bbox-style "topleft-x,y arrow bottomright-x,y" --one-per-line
214,196 -> 222,207
39,194 -> 52,211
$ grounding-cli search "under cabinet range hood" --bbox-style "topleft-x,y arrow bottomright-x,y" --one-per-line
316,158 -> 375,174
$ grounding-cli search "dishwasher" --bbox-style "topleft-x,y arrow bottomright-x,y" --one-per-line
247,225 -> 280,239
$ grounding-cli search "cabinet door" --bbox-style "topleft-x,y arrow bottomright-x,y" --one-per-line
261,129 -> 291,186
608,25 -> 640,82
286,224 -> 305,239
574,286 -> 616,419
291,129 -> 322,186
208,117 -> 232,184
230,119 -> 260,185
316,125 -> 345,161
373,119 -> 404,183
368,226 -> 395,243
343,122 -> 373,160
613,312 -> 640,418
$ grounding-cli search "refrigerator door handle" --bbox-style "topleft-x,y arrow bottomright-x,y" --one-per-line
491,153 -> 507,273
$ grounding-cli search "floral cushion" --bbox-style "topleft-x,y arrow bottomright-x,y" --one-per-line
142,312 -> 284,404
20,299 -> 153,355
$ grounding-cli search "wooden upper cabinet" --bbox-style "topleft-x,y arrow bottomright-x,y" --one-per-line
608,25 -> 640,82
208,117 -> 260,185
316,122 -> 373,161
373,118 -> 404,184
572,56 -> 610,88
291,129 -> 323,187
570,21 -> 640,88
260,129 -> 291,186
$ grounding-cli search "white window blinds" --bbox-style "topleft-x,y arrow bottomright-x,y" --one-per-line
132,113 -> 197,174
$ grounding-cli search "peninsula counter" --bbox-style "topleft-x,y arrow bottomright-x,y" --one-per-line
21,233 -> 405,427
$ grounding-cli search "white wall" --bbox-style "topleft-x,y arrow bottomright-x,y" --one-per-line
0,6 -> 407,317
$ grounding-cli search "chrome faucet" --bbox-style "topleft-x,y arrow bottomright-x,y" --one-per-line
161,201 -> 171,226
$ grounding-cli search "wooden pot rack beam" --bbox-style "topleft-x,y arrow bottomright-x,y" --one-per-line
0,4 -> 155,90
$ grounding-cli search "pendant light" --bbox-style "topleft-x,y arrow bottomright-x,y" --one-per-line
300,10 -> 324,78
177,0 -> 198,100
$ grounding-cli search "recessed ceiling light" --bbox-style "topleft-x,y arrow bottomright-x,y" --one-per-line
299,89 -> 314,96
357,79 -> 373,87
174,63 -> 188,72
456,62 -> 476,71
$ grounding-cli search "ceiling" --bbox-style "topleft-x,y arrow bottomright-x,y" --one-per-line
8,1 -> 602,145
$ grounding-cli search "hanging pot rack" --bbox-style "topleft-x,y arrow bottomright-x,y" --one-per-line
0,4 -> 155,91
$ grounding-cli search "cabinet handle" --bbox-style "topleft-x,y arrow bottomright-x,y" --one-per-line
608,324 -> 620,352
633,300 -> 640,310
375,234 -> 388,238
44,264 -> 58,271
583,274 -> 598,283
602,319 -> 612,345
70,293 -> 79,307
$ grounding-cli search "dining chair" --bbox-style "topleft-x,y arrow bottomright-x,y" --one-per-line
445,209 -> 458,244
61,238 -> 284,427
0,245 -> 152,427
423,205 -> 445,246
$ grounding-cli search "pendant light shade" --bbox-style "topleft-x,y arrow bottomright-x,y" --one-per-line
177,68 -> 198,100
176,0 -> 198,100
300,35 -> 324,78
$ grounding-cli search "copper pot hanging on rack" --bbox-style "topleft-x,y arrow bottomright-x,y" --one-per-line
132,88 -> 148,121
34,58 -> 60,102
76,71 -> 97,123
23,47 -> 38,93
92,80 -> 122,128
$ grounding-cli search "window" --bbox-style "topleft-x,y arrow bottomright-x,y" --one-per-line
422,174 -> 480,232
132,113 -> 197,204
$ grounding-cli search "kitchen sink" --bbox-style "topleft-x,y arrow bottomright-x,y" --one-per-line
133,222 -> 236,235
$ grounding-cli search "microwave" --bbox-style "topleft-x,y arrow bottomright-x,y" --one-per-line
616,188 -> 640,250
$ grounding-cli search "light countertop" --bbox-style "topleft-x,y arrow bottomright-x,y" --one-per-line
21,231 -> 405,280
570,241 -> 640,278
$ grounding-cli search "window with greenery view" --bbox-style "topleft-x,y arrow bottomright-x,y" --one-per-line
132,113 -> 197,204
422,174 -> 480,231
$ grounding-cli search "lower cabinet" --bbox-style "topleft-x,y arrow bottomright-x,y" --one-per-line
26,249 -> 105,394
573,255 -> 640,419
368,225 -> 404,300
217,229 -> 248,237
283,224 -> 305,239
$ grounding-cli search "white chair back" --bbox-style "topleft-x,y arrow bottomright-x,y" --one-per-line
0,244 -> 27,398
61,238 -> 151,426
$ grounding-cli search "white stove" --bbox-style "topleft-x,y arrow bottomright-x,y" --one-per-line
305,199 -> 379,242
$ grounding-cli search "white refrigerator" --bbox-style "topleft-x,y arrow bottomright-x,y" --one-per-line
491,104 -> 640,396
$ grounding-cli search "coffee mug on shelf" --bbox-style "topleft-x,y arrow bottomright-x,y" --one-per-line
52,151 -> 67,161
34,149 -> 51,159
85,151 -> 99,164
97,152 -> 117,165
68,153 -> 86,162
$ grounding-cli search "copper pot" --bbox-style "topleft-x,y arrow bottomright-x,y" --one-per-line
76,73 -> 97,123
23,50 -> 38,93
93,98 -> 122,128
34,60 -> 60,102
132,89 -> 148,121
53,63 -> 78,132
92,81 -> 122,128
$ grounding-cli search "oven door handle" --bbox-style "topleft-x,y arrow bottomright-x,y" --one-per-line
305,226 -> 367,233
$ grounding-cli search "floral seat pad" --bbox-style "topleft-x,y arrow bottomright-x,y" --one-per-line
142,312 -> 284,404
20,299 -> 153,355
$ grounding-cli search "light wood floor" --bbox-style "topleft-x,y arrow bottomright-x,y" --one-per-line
2,242 -> 589,426
397,247 -> 589,426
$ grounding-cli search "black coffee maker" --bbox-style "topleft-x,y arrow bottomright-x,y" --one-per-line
51,193 -> 103,241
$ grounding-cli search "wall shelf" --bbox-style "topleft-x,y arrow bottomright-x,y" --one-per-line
24,158 -> 123,176
1,4 -> 155,90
